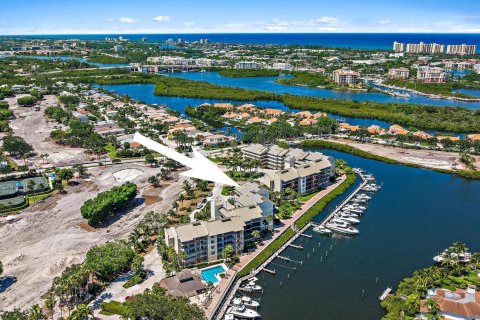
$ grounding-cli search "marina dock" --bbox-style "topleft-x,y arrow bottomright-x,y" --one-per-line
211,170 -> 372,320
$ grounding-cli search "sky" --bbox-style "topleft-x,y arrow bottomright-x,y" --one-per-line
1,0 -> 480,35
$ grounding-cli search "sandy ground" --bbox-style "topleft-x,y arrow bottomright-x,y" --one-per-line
2,95 -> 89,167
327,138 -> 480,171
0,163 -> 183,310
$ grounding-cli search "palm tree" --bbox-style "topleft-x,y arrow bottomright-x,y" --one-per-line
28,304 -> 45,320
67,304 -> 93,320
251,229 -> 261,240
424,298 -> 440,320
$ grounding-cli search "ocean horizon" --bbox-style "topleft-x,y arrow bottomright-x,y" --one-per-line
1,33 -> 480,50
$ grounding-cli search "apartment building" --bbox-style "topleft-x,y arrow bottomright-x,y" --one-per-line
234,61 -> 261,69
388,67 -> 410,79
332,67 -> 360,85
393,41 -> 405,52
417,66 -> 447,83
446,44 -> 477,55
406,42 -> 445,54
268,159 -> 334,195
165,217 -> 246,266
443,59 -> 477,69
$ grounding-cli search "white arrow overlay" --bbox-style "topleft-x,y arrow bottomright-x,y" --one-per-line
133,132 -> 238,187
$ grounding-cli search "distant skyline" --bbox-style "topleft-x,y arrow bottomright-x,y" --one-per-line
1,0 -> 480,35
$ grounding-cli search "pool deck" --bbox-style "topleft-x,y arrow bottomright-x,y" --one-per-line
203,174 -> 347,319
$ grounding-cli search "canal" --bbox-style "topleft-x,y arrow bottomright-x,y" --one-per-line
255,149 -> 480,320
169,71 -> 480,109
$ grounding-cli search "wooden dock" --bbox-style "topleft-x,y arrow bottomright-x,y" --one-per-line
262,268 -> 276,275
288,244 -> 304,250
299,233 -> 313,239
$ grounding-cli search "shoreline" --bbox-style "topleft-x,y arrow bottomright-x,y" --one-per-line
301,139 -> 480,180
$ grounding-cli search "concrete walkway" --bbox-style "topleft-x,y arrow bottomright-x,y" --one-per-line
90,249 -> 165,319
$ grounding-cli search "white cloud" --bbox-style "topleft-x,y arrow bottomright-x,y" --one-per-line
379,20 -> 392,25
118,17 -> 136,23
151,16 -> 171,22
183,22 -> 196,26
317,17 -> 340,24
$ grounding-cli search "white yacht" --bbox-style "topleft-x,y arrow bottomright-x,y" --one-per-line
313,225 -> 332,234
233,296 -> 260,308
330,219 -> 350,227
224,314 -> 236,320
337,215 -> 360,224
226,304 -> 260,319
325,222 -> 359,235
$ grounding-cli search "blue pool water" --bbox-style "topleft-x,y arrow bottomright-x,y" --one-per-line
201,264 -> 227,284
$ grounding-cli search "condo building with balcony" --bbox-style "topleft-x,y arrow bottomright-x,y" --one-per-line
332,67 -> 360,85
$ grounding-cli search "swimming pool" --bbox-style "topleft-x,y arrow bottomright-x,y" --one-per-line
200,264 -> 227,285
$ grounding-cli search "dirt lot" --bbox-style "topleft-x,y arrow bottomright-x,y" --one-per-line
0,163 -> 184,310
2,94 -> 88,167
328,138 -> 480,171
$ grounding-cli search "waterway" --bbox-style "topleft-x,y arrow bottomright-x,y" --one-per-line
100,83 -> 390,128
256,149 -> 480,320
0,54 -> 130,68
169,71 -> 480,109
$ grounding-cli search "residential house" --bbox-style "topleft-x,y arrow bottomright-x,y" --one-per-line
420,285 -> 480,320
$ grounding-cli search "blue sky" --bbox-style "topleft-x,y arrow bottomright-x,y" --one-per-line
1,0 -> 480,34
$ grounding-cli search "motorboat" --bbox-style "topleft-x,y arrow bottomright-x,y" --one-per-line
325,222 -> 359,235
243,281 -> 262,292
433,250 -> 472,263
224,314 -> 236,320
313,225 -> 332,234
357,194 -> 372,200
233,296 -> 260,308
226,304 -> 260,319
330,219 -> 350,227
337,215 -> 360,224
345,206 -> 363,214
246,276 -> 258,283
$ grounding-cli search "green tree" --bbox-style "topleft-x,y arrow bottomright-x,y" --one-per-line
85,241 -> 135,281
125,285 -> 205,320
251,229 -> 261,240
28,304 -> 46,320
66,304 -> 93,320
2,135 -> 33,156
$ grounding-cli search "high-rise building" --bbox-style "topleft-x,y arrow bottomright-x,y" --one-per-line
393,41 -> 405,52
446,44 -> 477,55
406,42 -> 445,54
234,61 -> 260,69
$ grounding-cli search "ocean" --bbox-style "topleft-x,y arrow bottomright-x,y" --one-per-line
2,33 -> 480,51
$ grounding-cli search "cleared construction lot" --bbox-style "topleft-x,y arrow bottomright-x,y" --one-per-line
0,163 -> 183,310
2,94 -> 88,167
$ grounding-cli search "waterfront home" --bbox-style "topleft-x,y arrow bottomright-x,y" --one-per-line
295,111 -> 313,118
158,269 -> 207,298
467,134 -> 480,141
437,136 -> 461,142
413,131 -> 433,140
93,121 -> 126,137
420,285 -> 480,320
389,124 -> 409,135
214,103 -> 234,109
262,108 -> 283,117
313,112 -> 327,119
368,125 -> 387,135
168,123 -> 197,134
238,103 -> 257,112
339,122 -> 360,132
